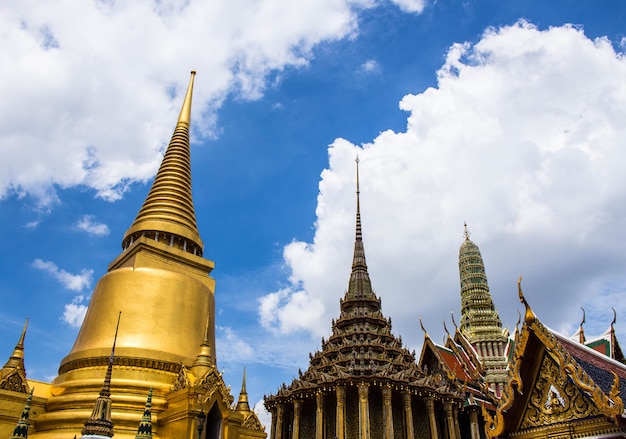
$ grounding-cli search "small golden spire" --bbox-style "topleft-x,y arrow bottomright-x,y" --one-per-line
192,313 -> 213,371
463,222 -> 471,240
2,318 -> 28,373
517,276 -> 535,324
235,367 -> 250,412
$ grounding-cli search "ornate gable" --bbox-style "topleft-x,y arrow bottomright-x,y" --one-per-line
483,278 -> 626,439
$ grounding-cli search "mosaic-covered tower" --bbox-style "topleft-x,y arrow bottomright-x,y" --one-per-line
458,225 -> 508,394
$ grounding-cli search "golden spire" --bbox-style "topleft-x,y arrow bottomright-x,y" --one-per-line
135,387 -> 153,439
9,388 -> 33,439
2,318 -> 28,374
81,312 -> 121,438
192,312 -> 213,373
123,71 -> 203,256
235,367 -> 250,412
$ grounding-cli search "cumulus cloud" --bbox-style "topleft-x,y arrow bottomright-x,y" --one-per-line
62,295 -> 88,328
258,21 -> 626,354
32,259 -> 93,291
0,0 -> 424,207
75,214 -> 110,236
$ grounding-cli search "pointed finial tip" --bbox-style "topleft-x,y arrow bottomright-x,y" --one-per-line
191,70 -> 197,76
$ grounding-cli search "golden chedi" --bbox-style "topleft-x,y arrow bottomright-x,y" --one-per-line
0,72 -> 264,439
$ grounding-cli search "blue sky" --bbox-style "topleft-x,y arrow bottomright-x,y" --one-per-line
1,0 -> 626,426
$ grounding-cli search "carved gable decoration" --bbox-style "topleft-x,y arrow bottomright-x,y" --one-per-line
196,367 -> 234,407
0,369 -> 29,393
519,352 -> 601,430
242,412 -> 265,432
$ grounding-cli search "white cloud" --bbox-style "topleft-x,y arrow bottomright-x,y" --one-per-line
259,287 -> 325,335
0,0 -> 424,206
62,295 -> 88,328
258,21 -> 626,356
32,258 -> 93,291
75,214 -> 110,236
358,59 -> 380,74
253,399 -> 271,431
216,326 -> 255,364
389,0 -> 426,14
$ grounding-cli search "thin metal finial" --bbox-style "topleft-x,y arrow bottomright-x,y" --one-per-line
443,320 -> 450,338
463,222 -> 471,240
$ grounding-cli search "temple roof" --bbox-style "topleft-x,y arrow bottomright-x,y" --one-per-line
266,160 -> 463,405
483,279 -> 626,438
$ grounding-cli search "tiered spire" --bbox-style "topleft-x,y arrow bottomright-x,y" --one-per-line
458,224 -> 503,342
346,156 -> 375,301
9,389 -> 33,438
135,387 -> 153,439
191,313 -> 213,376
0,319 -> 29,393
122,71 -> 204,257
458,225 -> 508,393
81,313 -> 121,438
235,368 -> 250,412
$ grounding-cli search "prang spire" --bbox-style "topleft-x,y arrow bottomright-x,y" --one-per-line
81,312 -> 121,438
123,71 -> 203,257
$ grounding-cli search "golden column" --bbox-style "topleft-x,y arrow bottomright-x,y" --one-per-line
336,386 -> 346,439
382,386 -> 394,439
292,400 -> 302,439
275,404 -> 284,439
425,397 -> 439,439
469,407 -> 480,439
316,392 -> 325,439
357,383 -> 370,439
402,392 -> 414,439
443,401 -> 456,439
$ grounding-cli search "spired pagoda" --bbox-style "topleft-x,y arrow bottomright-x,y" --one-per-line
0,72 -> 264,439
264,159 -> 466,439
457,226 -> 508,396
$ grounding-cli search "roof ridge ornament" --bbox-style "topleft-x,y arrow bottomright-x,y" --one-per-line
517,276 -> 535,324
